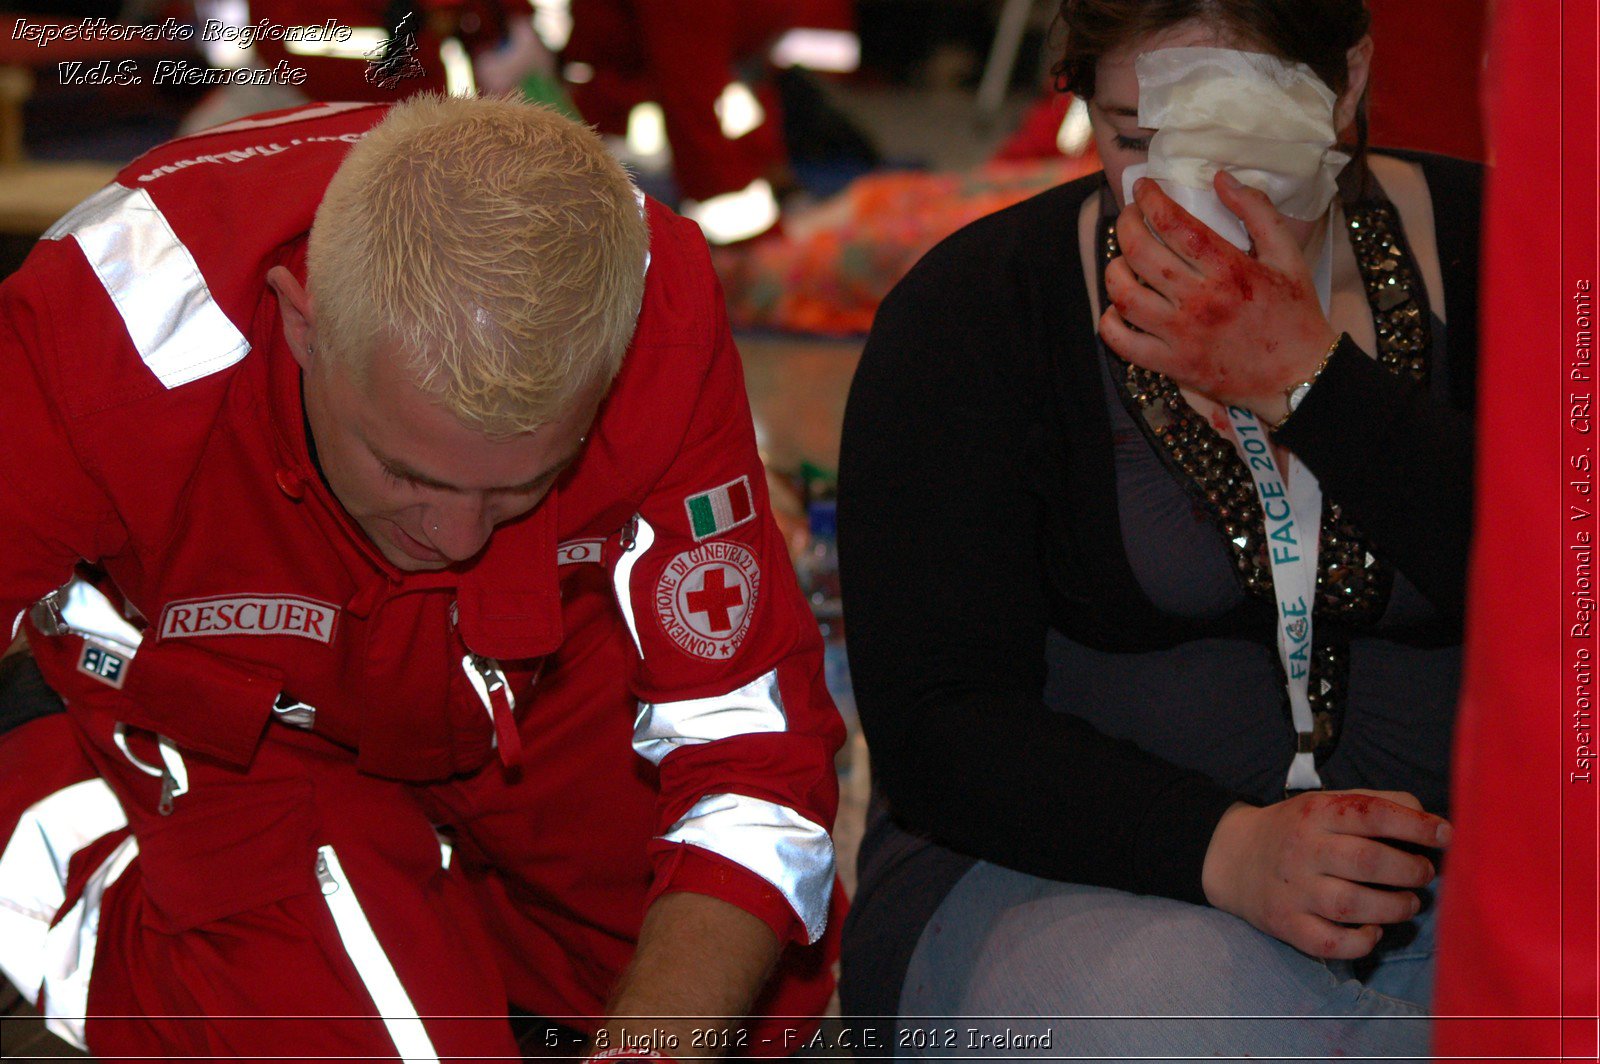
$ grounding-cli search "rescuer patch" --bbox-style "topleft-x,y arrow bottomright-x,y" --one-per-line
159,594 -> 340,643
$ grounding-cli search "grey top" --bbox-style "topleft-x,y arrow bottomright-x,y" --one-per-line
1043,327 -> 1460,813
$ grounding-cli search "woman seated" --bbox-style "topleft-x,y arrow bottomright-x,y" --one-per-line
837,0 -> 1476,1058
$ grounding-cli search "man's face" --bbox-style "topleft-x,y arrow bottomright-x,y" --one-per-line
301,344 -> 602,572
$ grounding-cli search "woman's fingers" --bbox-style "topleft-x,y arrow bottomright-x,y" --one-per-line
1343,787 -> 1426,813
1104,178 -> 1337,412
1202,790 -> 1444,961
1116,196 -> 1204,291
1299,790 -> 1452,849
1129,176 -> 1241,270
1280,913 -> 1385,962
1317,833 -> 1437,890
1308,873 -> 1422,929
1213,169 -> 1302,266
1098,304 -> 1171,366
1104,255 -> 1176,331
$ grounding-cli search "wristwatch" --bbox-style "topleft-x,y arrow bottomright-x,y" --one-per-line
1271,334 -> 1345,430
1285,377 -> 1317,416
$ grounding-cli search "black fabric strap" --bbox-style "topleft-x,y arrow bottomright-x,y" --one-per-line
0,652 -> 66,738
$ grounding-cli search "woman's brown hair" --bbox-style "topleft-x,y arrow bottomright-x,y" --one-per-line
1055,0 -> 1374,191
1055,0 -> 1371,100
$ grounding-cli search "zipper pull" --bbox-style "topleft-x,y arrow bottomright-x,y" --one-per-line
464,653 -> 516,717
27,589 -> 68,637
463,653 -> 524,770
315,851 -> 339,895
157,770 -> 178,816
154,736 -> 188,816
620,513 -> 639,552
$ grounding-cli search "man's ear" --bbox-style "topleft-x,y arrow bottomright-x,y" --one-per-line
266,266 -> 316,372
1335,35 -> 1374,133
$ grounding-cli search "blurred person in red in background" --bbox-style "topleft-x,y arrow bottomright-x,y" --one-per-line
563,0 -> 856,245
182,0 -> 566,131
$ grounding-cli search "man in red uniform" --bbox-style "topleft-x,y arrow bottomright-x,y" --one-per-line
0,95 -> 843,1060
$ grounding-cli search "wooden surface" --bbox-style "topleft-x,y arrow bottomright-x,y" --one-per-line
737,332 -> 864,477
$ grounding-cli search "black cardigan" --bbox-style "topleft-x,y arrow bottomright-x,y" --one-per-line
837,150 -> 1480,907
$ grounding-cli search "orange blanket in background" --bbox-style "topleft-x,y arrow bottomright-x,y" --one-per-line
720,155 -> 1100,337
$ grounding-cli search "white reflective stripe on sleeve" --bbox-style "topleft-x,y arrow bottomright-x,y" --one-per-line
439,36 -> 477,96
0,778 -> 130,1008
45,184 -> 251,389
633,669 -> 787,766
40,835 -> 138,1052
1057,97 -> 1093,156
611,516 -> 656,658
681,179 -> 780,246
283,29 -> 389,60
42,182 -> 123,241
714,82 -> 765,139
315,845 -> 440,1064
770,29 -> 861,73
660,793 -> 833,944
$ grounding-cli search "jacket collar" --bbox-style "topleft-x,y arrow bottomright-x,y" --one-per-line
262,251 -> 564,660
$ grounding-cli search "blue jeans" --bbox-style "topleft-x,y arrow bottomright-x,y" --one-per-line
897,861 -> 1437,1062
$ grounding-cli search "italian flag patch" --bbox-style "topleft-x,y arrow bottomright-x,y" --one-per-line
685,476 -> 756,541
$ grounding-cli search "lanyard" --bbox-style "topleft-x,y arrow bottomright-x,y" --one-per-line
1225,210 -> 1337,793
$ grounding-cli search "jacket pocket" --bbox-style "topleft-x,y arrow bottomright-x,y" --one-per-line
134,776 -> 318,933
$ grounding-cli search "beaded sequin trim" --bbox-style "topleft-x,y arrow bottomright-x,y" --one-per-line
1096,196 -> 1433,762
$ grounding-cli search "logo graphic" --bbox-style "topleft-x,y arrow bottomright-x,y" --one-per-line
557,538 -> 605,566
77,641 -> 129,689
654,542 -> 761,659
684,476 -> 756,542
159,595 -> 340,643
1285,617 -> 1309,642
365,10 -> 424,88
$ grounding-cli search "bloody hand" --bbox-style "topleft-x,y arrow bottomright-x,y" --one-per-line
1099,170 -> 1340,423
1201,789 -> 1450,960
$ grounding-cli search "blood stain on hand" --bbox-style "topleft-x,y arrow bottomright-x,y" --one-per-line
1326,795 -> 1375,817
1184,298 -> 1236,329
1225,261 -> 1256,301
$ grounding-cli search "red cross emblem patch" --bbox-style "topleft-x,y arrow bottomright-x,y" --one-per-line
654,542 -> 761,659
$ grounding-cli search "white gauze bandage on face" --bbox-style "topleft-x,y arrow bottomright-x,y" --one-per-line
1121,46 -> 1351,250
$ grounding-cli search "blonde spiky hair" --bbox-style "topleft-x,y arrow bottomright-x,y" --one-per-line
307,94 -> 649,436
